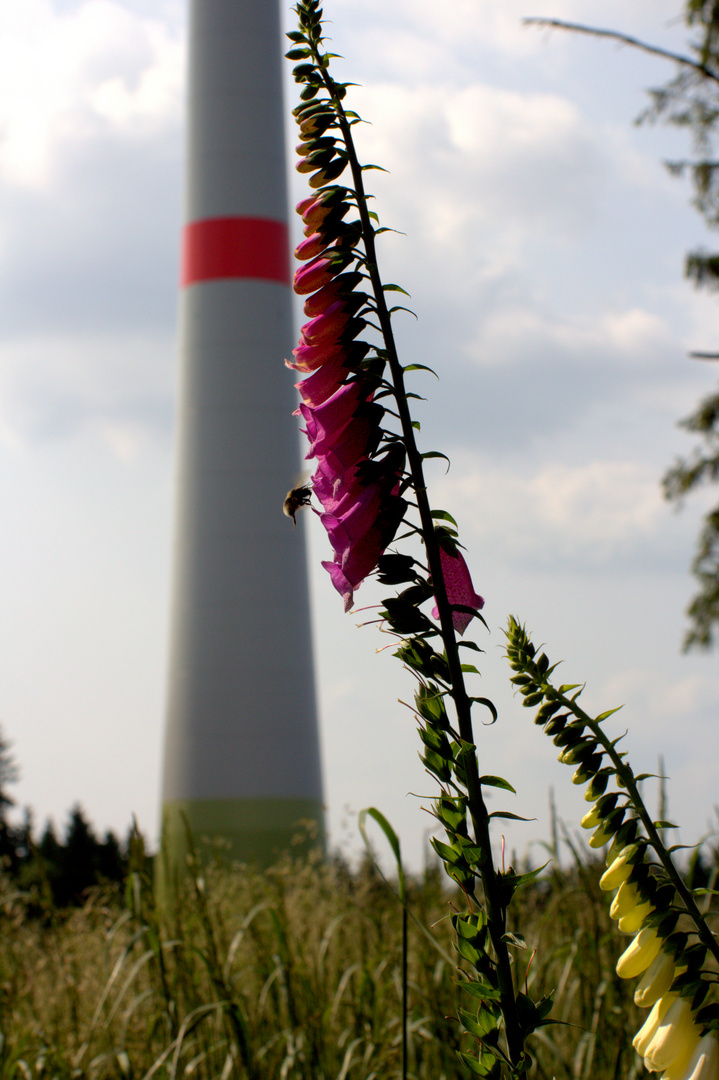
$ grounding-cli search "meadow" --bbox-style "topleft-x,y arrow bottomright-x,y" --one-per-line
2,820 -> 714,1080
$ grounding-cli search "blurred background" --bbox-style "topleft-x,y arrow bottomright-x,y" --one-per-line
0,0 -> 717,871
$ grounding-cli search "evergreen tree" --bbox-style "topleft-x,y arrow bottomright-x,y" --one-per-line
56,804 -> 100,907
0,727 -> 19,870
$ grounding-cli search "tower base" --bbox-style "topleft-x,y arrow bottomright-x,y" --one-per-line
157,796 -> 326,895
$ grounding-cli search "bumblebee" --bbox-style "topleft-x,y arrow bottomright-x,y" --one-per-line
283,483 -> 313,526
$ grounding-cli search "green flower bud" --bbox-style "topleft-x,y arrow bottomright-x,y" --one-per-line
552,722 -> 585,749
572,753 -> 604,785
559,739 -> 598,765
582,769 -> 608,799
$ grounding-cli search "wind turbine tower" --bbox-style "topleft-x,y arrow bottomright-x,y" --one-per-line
160,0 -> 324,874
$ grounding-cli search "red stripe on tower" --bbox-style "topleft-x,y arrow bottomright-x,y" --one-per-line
181,216 -> 291,286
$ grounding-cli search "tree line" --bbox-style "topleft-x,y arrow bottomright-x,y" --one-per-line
0,730 -> 147,911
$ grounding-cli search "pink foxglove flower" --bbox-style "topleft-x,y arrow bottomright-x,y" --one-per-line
287,102 -> 407,608
432,546 -> 484,635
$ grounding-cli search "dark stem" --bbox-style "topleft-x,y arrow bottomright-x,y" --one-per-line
310,61 -> 525,1068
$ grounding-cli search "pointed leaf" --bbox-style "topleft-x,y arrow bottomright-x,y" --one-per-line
358,807 -> 405,902
596,706 -> 623,722
471,698 -> 498,724
403,362 -> 439,378
431,509 -> 459,526
421,451 -> 450,471
501,931 -> 527,949
480,775 -> 516,794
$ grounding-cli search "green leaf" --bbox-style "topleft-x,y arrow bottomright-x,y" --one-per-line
403,362 -> 439,378
459,979 -> 502,1002
358,807 -> 405,903
431,509 -> 459,527
459,1005 -> 501,1039
595,706 -> 623,722
510,862 -> 551,889
383,283 -> 411,296
431,837 -> 461,865
489,811 -> 533,822
422,748 -> 451,783
457,1050 -> 499,1077
389,305 -> 418,319
455,936 -> 483,966
411,420 -> 421,431
501,931 -> 527,950
470,697 -> 498,724
421,451 -> 450,471
419,724 -> 451,758
435,796 -> 467,834
479,774 -> 516,794
362,163 -> 389,172
653,820 -> 678,829
461,664 -> 480,675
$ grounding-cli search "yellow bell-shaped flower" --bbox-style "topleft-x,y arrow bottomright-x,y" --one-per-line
635,950 -> 677,1008
633,994 -> 677,1058
617,927 -> 662,980
644,996 -> 699,1075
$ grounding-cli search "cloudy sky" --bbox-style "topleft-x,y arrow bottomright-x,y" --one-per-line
2,0 -> 719,869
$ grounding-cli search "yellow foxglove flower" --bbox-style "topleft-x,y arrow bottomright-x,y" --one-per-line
671,1032 -> 719,1080
633,994 -> 677,1058
581,805 -> 602,829
617,927 -> 662,979
610,880 -> 643,920
600,845 -> 638,891
644,997 -> 699,1075
588,822 -> 613,848
635,951 -> 677,1008
618,896 -> 653,934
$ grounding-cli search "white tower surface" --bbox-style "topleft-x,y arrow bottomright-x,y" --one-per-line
160,0 -> 324,872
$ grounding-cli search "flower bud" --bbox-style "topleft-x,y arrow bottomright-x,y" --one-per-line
581,793 -> 619,830
617,927 -> 662,979
583,769 -> 610,800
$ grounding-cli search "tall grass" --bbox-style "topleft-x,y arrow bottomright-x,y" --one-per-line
1,833 -> 707,1080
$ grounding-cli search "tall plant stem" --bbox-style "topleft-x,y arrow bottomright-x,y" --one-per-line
310,64 -> 524,1067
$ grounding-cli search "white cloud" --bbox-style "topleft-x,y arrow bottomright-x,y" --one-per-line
469,303 -> 675,370
0,0 -> 184,188
436,455 -> 669,566
0,331 -> 173,450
